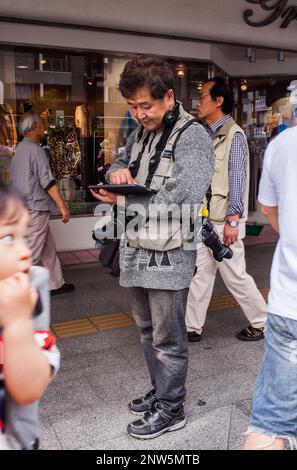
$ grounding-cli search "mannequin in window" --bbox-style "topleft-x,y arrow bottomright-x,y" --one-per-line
75,103 -> 95,136
0,103 -> 17,184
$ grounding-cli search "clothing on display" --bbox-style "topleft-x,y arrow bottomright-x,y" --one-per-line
75,104 -> 98,190
248,138 -> 266,212
0,104 -> 16,184
0,103 -> 17,148
48,126 -> 81,180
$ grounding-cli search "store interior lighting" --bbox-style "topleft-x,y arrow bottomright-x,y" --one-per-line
196,81 -> 203,92
16,62 -> 29,69
176,63 -> 185,77
240,79 -> 248,92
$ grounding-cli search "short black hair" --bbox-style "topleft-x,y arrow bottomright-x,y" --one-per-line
0,182 -> 25,223
119,55 -> 175,100
206,77 -> 234,114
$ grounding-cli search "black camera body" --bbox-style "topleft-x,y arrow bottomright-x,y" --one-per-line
201,217 -> 233,262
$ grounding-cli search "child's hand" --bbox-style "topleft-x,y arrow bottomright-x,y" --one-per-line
0,273 -> 38,329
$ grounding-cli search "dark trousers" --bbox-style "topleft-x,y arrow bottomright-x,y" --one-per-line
130,287 -> 189,412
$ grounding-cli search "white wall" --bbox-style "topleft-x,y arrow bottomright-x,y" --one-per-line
0,0 -> 297,51
49,216 -> 97,251
0,21 -> 212,61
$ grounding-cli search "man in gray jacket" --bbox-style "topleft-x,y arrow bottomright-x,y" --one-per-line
91,56 -> 214,439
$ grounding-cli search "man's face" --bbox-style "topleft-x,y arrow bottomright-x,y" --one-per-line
33,119 -> 46,141
127,87 -> 175,131
0,203 -> 32,280
197,82 -> 222,123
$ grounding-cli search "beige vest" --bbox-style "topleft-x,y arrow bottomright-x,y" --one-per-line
203,118 -> 249,224
126,104 -> 198,251
129,105 -> 195,190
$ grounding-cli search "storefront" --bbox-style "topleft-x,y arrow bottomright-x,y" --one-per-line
1,0 -> 297,249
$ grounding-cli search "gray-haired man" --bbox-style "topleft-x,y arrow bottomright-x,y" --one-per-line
11,112 -> 74,295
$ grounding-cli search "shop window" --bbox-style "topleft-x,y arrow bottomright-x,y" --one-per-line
0,46 -> 212,214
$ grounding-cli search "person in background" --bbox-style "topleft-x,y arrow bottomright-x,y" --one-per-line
11,112 -> 75,295
186,77 -> 266,343
243,125 -> 297,451
0,182 -> 60,449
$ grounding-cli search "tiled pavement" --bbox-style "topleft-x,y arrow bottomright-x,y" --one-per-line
58,249 -> 99,266
40,242 -> 275,450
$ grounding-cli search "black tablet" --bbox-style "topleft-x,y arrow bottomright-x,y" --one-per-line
88,184 -> 157,195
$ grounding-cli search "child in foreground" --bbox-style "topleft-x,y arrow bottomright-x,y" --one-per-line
0,182 -> 60,450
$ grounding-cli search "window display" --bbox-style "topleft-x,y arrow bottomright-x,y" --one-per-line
236,76 -> 297,211
0,46 -> 210,213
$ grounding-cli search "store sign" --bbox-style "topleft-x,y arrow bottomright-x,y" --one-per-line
243,1 -> 297,29
255,96 -> 267,111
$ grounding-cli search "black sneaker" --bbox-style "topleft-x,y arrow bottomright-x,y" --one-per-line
127,403 -> 186,440
128,389 -> 158,415
188,331 -> 202,342
50,283 -> 75,296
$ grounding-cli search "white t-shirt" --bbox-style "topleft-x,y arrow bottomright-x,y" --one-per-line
258,126 -> 297,320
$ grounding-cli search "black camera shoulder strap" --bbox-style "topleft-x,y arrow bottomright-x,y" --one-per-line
145,117 -> 198,187
129,130 -> 150,179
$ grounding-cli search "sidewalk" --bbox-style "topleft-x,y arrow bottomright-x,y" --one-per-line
40,243 -> 275,450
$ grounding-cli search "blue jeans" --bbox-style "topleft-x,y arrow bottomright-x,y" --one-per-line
249,313 -> 297,438
130,287 -> 189,412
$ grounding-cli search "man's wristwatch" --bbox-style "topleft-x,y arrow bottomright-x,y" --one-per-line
226,218 -> 239,228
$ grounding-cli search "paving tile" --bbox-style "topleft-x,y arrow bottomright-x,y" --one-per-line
39,416 -> 63,450
228,405 -> 250,450
185,368 -> 258,419
52,318 -> 97,338
40,371 -> 103,418
58,252 -> 81,265
50,288 -> 123,322
73,250 -> 98,263
76,435 -> 137,450
57,326 -> 138,357
49,401 -> 137,450
132,405 -> 232,450
86,367 -> 151,404
235,398 -> 252,417
188,340 -> 264,377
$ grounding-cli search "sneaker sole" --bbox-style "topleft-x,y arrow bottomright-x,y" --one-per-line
236,335 -> 264,342
128,418 -> 186,440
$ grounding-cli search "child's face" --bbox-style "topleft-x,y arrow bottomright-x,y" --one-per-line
0,202 -> 32,280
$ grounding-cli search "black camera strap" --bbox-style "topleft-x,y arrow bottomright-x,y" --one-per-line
145,117 -> 198,188
206,185 -> 212,212
129,131 -> 150,179
145,124 -> 176,187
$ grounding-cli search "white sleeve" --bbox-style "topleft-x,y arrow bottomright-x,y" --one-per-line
258,145 -> 278,207
42,346 -> 60,380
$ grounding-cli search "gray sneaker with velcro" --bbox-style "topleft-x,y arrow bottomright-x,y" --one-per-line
128,389 -> 158,415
